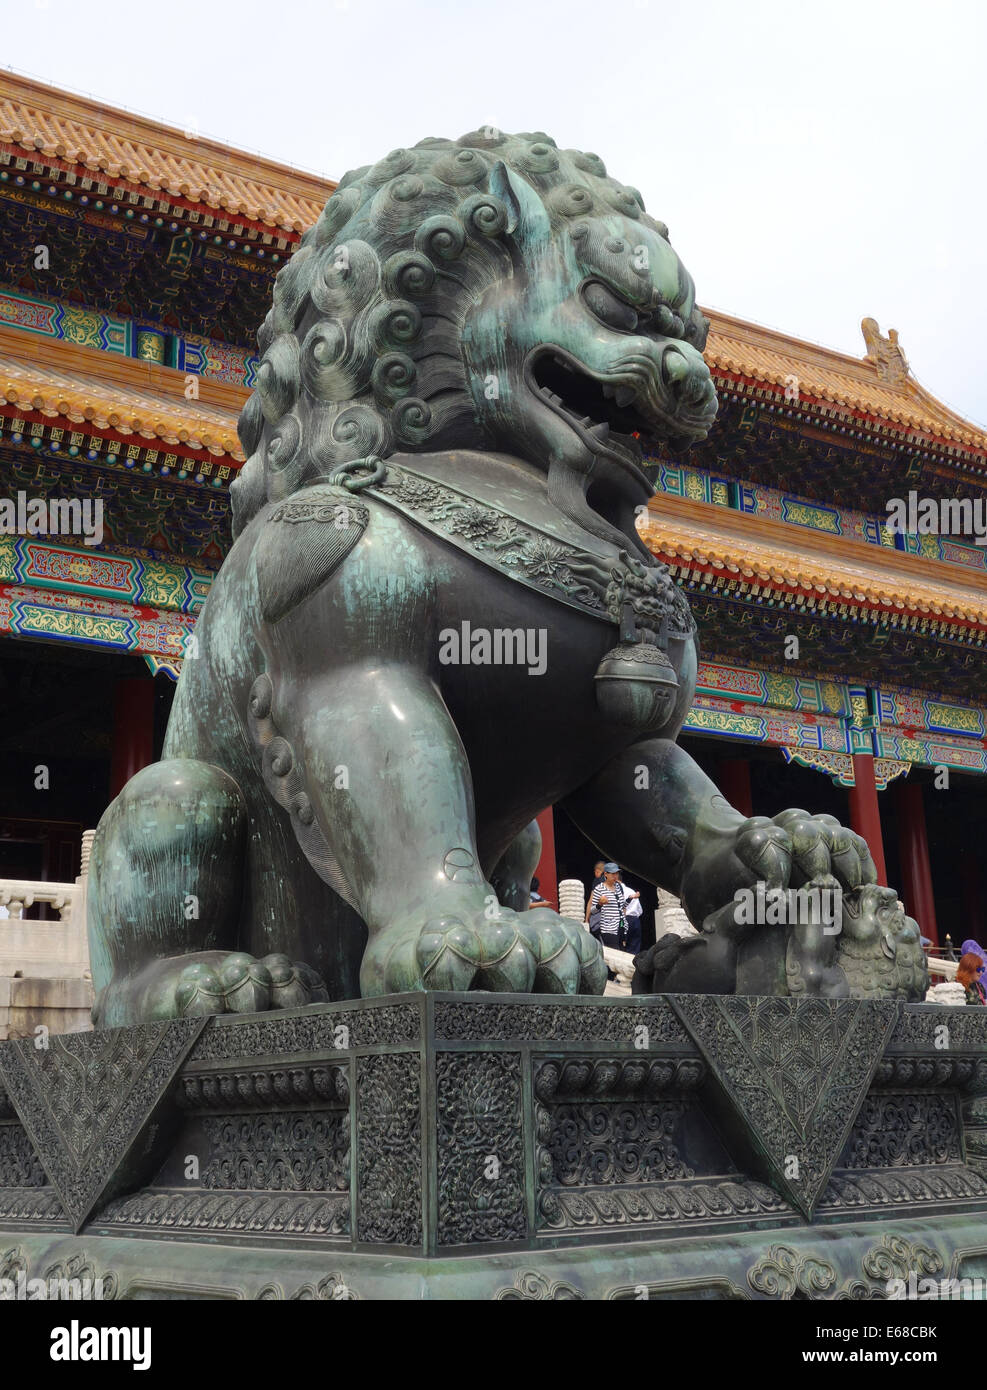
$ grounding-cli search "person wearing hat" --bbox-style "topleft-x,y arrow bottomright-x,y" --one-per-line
584,863 -> 639,948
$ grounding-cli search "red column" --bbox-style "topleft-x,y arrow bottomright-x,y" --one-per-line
110,678 -> 155,799
533,807 -> 559,911
894,780 -> 940,946
718,757 -> 754,817
847,753 -> 887,886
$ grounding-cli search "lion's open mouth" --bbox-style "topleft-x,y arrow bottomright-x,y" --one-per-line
528,349 -> 648,463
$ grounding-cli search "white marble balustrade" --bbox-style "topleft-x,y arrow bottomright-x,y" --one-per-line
0,832 -> 96,1037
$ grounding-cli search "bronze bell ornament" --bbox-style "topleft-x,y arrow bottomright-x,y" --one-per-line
594,643 -> 680,730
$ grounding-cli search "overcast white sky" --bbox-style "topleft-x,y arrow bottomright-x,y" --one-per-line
6,0 -> 986,427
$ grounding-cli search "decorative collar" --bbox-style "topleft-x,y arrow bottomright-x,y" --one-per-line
352,457 -> 695,646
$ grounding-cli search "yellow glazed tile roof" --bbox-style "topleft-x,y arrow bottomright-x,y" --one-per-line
703,310 -> 987,451
2,71 -> 984,451
0,326 -> 246,458
0,71 -> 332,233
642,495 -> 987,627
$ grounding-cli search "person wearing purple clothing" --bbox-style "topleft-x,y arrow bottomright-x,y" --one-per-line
961,939 -> 986,991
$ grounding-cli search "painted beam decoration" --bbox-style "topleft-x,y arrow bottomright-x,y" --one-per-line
0,288 -> 128,354
0,534 -> 211,614
0,287 -> 259,388
684,659 -> 987,782
0,582 -> 194,663
0,534 -> 203,670
651,458 -> 987,577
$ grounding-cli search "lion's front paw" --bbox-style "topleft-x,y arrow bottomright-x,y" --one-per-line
176,952 -> 329,1017
682,808 -> 878,930
361,907 -> 606,996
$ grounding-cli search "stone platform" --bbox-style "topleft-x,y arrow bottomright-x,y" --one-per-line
1,993 -> 987,1300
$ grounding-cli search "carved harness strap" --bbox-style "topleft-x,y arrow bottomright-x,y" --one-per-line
361,459 -> 695,649
255,458 -> 694,736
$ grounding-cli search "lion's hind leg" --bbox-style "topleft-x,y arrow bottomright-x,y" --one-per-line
87,758 -> 322,1026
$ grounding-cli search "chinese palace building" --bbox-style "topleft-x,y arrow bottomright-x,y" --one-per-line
2,70 -> 986,953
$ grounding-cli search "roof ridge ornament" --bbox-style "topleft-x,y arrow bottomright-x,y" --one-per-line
861,316 -> 909,386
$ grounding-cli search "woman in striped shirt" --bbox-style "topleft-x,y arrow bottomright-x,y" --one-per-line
585,863 -> 640,944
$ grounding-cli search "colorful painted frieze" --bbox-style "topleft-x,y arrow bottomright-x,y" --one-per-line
0,582 -> 194,659
0,288 -> 258,388
750,485 -> 893,548
650,463 -> 987,578
900,531 -> 987,572
876,688 -> 987,739
0,289 -> 128,353
178,334 -> 258,388
0,535 -> 212,615
781,748 -> 910,790
651,461 -> 732,508
686,657 -> 987,782
695,660 -> 851,717
687,692 -> 848,750
876,727 -> 987,773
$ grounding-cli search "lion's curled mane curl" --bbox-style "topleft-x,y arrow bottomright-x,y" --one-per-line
230,129 -> 707,536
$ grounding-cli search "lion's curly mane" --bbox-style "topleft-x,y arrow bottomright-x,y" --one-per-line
231,129 -> 706,536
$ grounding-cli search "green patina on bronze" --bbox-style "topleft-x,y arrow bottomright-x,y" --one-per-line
85,130 -> 926,1025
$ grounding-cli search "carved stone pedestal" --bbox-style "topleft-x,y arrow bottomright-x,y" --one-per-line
2,994 -> 987,1299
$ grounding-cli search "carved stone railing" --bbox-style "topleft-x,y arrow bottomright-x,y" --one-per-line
602,944 -> 636,996
0,881 -> 78,923
0,832 -> 97,1037
927,954 -> 959,980
0,880 -> 89,983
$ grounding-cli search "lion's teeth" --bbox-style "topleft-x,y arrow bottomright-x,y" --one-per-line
615,387 -> 636,408
589,421 -> 610,439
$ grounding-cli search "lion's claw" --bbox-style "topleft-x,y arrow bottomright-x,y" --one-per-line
683,805 -> 879,931
362,903 -> 605,996
175,961 -> 226,1017
176,951 -> 328,1017
733,816 -> 793,886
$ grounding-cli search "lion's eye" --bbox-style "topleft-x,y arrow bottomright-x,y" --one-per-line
582,281 -> 639,333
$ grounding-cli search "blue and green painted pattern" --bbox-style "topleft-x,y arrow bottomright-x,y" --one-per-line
0,585 -> 193,664
651,461 -> 734,508
650,461 -> 987,576
685,658 -> 987,781
0,289 -> 128,353
0,287 -> 257,388
0,534 -> 212,615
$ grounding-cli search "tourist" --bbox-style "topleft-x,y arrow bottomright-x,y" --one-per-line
585,863 -> 633,948
961,938 -> 986,973
585,861 -> 606,937
529,877 -> 547,909
618,873 -> 644,955
956,953 -> 986,1006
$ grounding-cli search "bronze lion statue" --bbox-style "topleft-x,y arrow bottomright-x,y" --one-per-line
87,130 -> 925,1024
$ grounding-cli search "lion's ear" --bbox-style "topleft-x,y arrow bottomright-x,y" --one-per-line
488,161 -> 552,249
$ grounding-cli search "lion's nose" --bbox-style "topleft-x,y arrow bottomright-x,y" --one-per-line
662,344 -> 714,410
